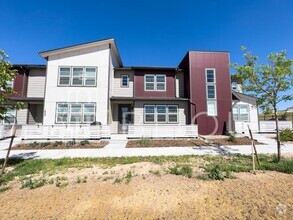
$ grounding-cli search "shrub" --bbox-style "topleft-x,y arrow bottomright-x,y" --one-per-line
208,165 -> 224,180
227,133 -> 236,143
169,166 -> 181,175
28,142 -> 39,148
55,176 -> 68,188
280,129 -> 293,142
66,140 -> 76,147
169,165 -> 192,178
113,177 -> 122,184
21,177 -> 47,189
80,140 -> 90,146
40,142 -> 51,148
53,141 -> 63,147
125,171 -> 133,183
138,137 -> 150,146
76,176 -> 87,183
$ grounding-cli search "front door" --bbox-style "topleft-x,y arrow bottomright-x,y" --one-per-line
118,104 -> 132,133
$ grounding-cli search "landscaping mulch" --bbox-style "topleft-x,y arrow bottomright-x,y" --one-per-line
209,137 -> 263,146
126,139 -> 207,148
12,141 -> 109,150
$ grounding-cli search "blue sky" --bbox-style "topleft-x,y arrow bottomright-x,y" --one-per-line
1,0 -> 292,110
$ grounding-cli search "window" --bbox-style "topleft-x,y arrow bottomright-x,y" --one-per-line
207,85 -> 216,99
59,68 -> 71,86
121,75 -> 129,87
144,105 -> 178,123
56,103 -> 96,123
233,105 -> 249,121
0,109 -> 16,124
7,80 -> 14,89
206,69 -> 215,83
58,67 -> 97,87
232,82 -> 237,90
206,69 -> 217,116
207,101 -> 217,116
144,74 -> 166,91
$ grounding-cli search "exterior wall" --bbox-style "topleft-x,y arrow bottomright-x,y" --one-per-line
43,44 -> 113,125
113,71 -> 134,97
27,68 -> 46,98
133,100 -> 188,125
16,102 -> 28,124
176,72 -> 185,98
134,70 -> 176,98
8,68 -> 26,98
180,52 -> 232,135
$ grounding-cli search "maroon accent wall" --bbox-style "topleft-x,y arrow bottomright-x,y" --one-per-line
180,52 -> 232,135
7,68 -> 26,98
134,70 -> 176,98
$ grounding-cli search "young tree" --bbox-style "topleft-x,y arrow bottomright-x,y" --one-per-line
0,49 -> 23,122
232,47 -> 292,161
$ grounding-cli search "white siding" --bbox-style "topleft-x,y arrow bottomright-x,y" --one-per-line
134,101 -> 188,125
176,72 -> 185,98
43,44 -> 117,125
16,103 -> 28,125
27,68 -> 46,98
113,71 -> 134,97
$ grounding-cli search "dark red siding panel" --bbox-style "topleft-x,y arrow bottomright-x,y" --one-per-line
187,52 -> 232,135
134,70 -> 176,98
7,68 -> 26,98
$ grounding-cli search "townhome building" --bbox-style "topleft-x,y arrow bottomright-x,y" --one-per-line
3,38 -> 259,137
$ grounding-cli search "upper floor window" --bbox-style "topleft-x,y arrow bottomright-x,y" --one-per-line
121,75 -> 129,87
7,80 -> 14,89
231,82 -> 237,90
145,74 -> 166,91
206,69 -> 215,83
58,67 -> 97,87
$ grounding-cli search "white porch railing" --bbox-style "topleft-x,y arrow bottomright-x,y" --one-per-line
127,124 -> 198,138
21,125 -> 111,140
234,121 -> 292,134
0,125 -> 22,139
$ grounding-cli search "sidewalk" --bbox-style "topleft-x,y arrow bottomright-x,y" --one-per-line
0,137 -> 293,159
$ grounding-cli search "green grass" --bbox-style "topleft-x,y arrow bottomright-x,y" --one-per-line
0,154 -> 292,186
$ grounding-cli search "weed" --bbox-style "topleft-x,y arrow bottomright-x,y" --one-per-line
102,176 -> 113,181
28,142 -> 39,148
0,186 -> 11,193
149,170 -> 161,176
228,133 -> 236,142
169,165 -> 192,178
40,142 -> 51,148
125,171 -> 133,183
208,165 -> 224,180
21,176 -> 47,189
225,170 -> 236,179
113,177 -> 122,184
55,176 -> 68,188
80,140 -> 90,146
76,176 -> 87,183
169,166 -> 181,175
102,171 -> 109,175
138,137 -> 150,146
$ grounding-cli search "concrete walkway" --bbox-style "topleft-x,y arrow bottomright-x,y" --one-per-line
0,135 -> 292,159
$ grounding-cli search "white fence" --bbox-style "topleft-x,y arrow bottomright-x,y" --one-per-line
235,121 -> 292,134
21,125 -> 111,140
127,125 -> 198,138
0,125 -> 23,139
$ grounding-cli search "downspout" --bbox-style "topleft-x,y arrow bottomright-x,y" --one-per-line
107,43 -> 111,125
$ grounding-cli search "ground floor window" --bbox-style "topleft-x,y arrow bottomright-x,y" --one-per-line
0,109 -> 16,124
144,105 -> 178,124
56,103 -> 96,124
233,105 -> 249,121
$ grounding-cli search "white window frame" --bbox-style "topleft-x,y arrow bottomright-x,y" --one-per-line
7,79 -> 14,89
58,66 -> 97,87
206,85 -> 217,99
144,105 -> 156,123
55,102 -> 96,124
143,105 -> 178,124
233,105 -> 250,121
121,75 -> 129,87
207,101 -> 217,116
231,81 -> 237,90
205,68 -> 216,83
144,74 -> 166,91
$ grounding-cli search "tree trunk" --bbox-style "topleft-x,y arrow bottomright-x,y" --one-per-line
274,106 -> 281,162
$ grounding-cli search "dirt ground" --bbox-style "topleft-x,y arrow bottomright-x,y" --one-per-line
210,137 -> 263,146
126,139 -> 207,148
0,162 -> 292,219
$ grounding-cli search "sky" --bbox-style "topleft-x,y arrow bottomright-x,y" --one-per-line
1,0 -> 292,110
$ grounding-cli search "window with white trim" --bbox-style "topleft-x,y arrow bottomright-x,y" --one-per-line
121,75 -> 129,87
58,67 -> 97,87
7,79 -> 14,89
231,82 -> 237,90
233,105 -> 249,121
56,103 -> 96,123
206,69 -> 217,116
145,74 -> 166,91
144,105 -> 178,123
0,109 -> 16,124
